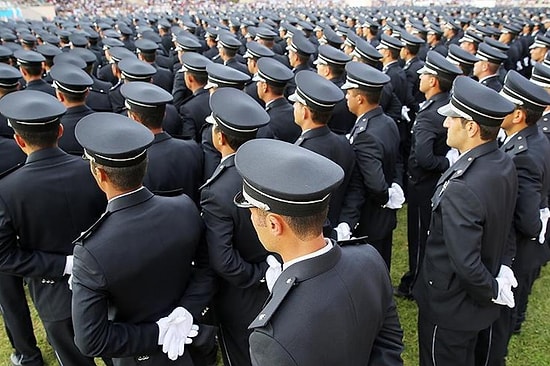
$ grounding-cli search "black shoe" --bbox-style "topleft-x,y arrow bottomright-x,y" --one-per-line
512,322 -> 522,334
394,286 -> 414,300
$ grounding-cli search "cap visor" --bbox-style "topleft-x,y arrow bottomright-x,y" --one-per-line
417,65 -> 437,75
252,74 -> 265,82
204,81 -> 218,90
341,80 -> 359,90
288,92 -> 298,102
233,191 -> 256,209
437,102 -> 471,119
205,114 -> 217,125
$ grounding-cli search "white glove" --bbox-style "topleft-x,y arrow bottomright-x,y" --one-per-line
401,105 -> 411,122
492,277 -> 515,308
335,222 -> 351,241
497,265 -> 518,288
384,183 -> 405,209
539,208 -> 550,244
68,274 -> 74,291
64,255 -> 74,276
156,307 -> 198,360
445,148 -> 459,167
265,255 -> 282,293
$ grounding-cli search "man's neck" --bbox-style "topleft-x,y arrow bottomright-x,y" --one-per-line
263,94 -> 283,105
355,103 -> 379,117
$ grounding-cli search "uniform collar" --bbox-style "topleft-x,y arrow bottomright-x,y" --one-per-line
295,125 -> 331,145
152,131 -> 172,144
438,140 -> 498,185
106,186 -> 154,213
26,146 -> 66,164
199,154 -> 235,189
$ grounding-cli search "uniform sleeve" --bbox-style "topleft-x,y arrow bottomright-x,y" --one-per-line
414,116 -> 450,173
249,330 -> 298,366
201,190 -> 268,288
72,244 -> 158,358
511,154 -> 543,238
352,132 -> 390,205
179,105 -> 197,140
369,298 -> 404,366
440,181 -> 496,303
0,195 -> 67,278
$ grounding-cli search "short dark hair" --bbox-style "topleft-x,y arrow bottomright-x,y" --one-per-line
282,205 -> 329,240
140,52 -> 156,62
14,124 -> 59,147
355,88 -> 382,104
327,64 -> 345,78
388,48 -> 400,60
222,47 -> 237,58
309,107 -> 333,124
57,90 -> 87,103
405,44 -> 420,56
213,124 -> 254,151
21,64 -> 43,77
267,83 -> 285,96
461,118 -> 499,141
295,53 -> 310,65
186,71 -> 208,85
520,106 -> 544,126
92,158 -> 147,190
436,76 -> 453,93
130,105 -> 166,129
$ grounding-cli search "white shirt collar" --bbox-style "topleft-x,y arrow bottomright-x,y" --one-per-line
108,186 -> 145,205
282,239 -> 333,271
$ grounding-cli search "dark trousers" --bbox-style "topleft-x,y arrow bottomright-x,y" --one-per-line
42,318 -> 97,366
486,307 -> 512,366
418,314 -> 493,366
369,234 -> 393,271
0,274 -> 43,366
218,323 -> 252,366
399,179 -> 433,294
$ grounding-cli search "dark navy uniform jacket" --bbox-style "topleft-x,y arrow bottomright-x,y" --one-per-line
224,58 -> 249,76
108,80 -> 125,114
339,107 -> 400,241
151,62 -> 174,93
179,87 -> 211,141
249,243 -> 404,366
0,147 -> 106,322
480,74 -> 503,92
172,70 -> 192,111
144,132 -> 203,204
403,57 -> 425,107
327,75 -> 357,135
413,141 -> 518,331
0,136 -> 25,175
24,79 -> 56,97
538,112 -> 550,143
430,42 -> 448,57
380,82 -> 403,123
501,125 -> 550,272
58,104 -> 95,155
161,104 -> 184,138
285,63 -> 313,99
257,97 -> 301,143
87,76 -> 113,112
97,64 -> 117,85
72,188 -> 210,365
407,92 -> 451,187
383,61 -> 408,106
295,125 -> 355,227
200,154 -> 269,364
244,81 -> 264,108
